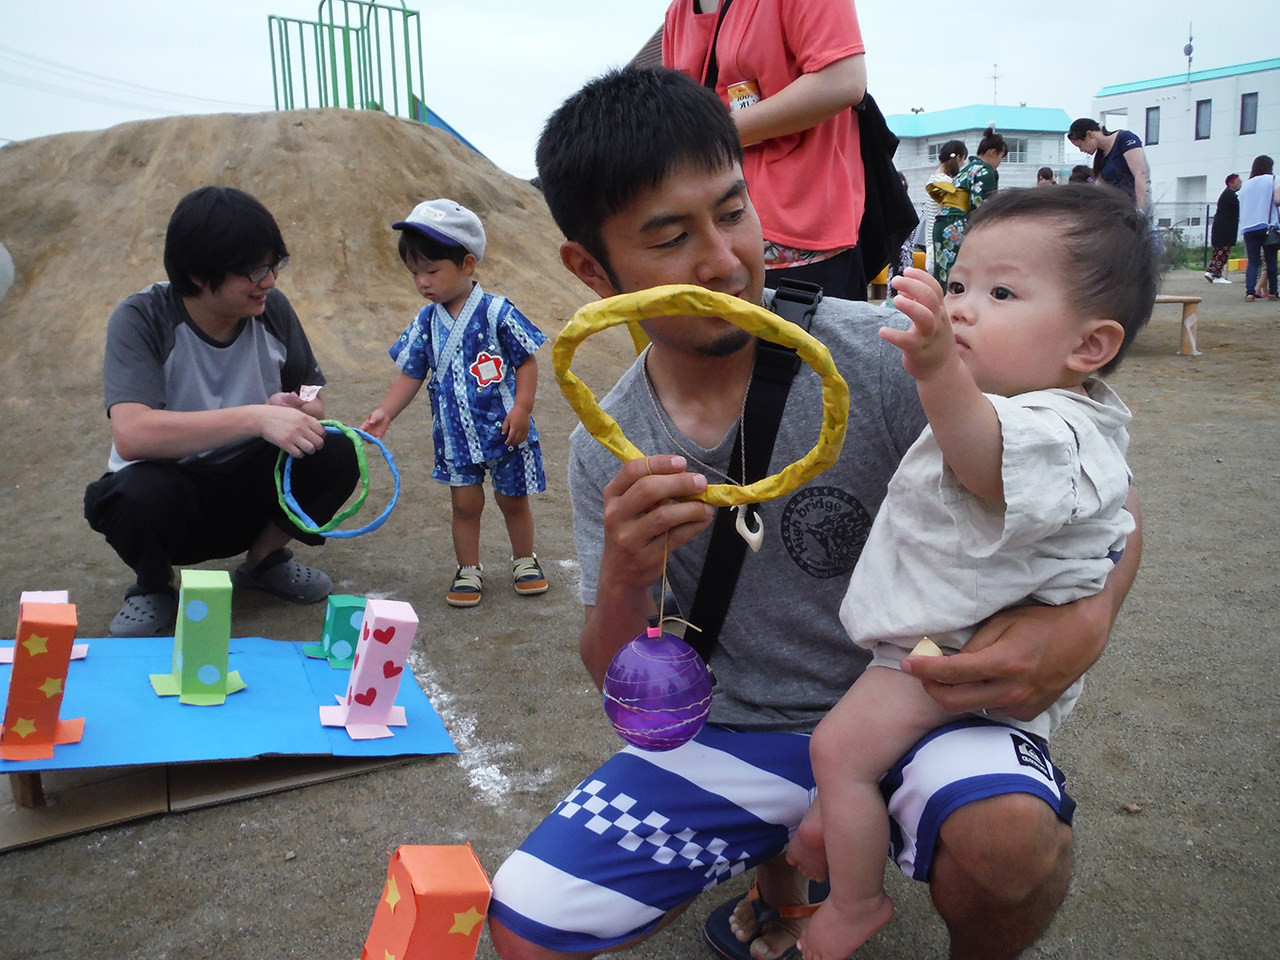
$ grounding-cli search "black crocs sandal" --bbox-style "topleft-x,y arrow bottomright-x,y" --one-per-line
109,586 -> 178,638
233,548 -> 332,604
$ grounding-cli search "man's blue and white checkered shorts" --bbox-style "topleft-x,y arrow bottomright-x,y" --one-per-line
488,719 -> 1074,953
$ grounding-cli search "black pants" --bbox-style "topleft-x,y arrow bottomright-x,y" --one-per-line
765,246 -> 868,302
84,438 -> 360,592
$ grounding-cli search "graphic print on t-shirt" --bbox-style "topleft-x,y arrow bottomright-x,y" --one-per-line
780,486 -> 873,579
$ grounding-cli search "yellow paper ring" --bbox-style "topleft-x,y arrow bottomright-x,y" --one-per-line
554,284 -> 849,507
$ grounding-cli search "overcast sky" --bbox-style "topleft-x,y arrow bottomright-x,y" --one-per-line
2,1 -> 1274,179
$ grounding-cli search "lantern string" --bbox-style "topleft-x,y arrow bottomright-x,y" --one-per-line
657,531 -> 700,637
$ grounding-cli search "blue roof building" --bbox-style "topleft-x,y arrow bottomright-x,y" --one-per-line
886,104 -> 1076,208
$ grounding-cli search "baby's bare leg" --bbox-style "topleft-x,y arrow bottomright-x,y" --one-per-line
798,665 -> 954,960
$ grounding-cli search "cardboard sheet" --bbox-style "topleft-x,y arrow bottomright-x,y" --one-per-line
0,637 -> 457,850
2,756 -> 414,850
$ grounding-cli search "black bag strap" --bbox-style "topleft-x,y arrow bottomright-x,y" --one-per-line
701,0 -> 734,91
685,278 -> 823,662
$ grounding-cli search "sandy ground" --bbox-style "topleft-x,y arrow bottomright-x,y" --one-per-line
1,112 -> 1278,959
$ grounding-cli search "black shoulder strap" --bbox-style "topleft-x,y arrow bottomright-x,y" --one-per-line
701,0 -> 734,91
685,279 -> 823,661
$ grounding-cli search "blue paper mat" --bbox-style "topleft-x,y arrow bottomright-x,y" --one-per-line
0,637 -> 457,772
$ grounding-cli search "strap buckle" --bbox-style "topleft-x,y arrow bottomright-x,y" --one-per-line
758,279 -> 824,380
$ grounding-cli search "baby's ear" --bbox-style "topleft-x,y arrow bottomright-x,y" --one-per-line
462,253 -> 478,273
1067,318 -> 1125,373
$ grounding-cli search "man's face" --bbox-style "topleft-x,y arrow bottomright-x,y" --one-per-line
577,161 -> 766,357
1230,178 -> 1242,192
192,256 -> 280,322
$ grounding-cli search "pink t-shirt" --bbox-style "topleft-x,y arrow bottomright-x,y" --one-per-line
663,0 -> 866,252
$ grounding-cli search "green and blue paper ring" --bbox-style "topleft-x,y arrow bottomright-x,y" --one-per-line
275,420 -> 400,538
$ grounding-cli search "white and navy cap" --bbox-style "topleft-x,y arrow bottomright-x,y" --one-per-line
393,198 -> 486,262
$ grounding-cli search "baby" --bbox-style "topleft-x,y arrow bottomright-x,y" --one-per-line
793,185 -> 1156,960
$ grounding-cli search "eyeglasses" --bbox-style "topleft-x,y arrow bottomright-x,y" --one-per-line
240,257 -> 289,284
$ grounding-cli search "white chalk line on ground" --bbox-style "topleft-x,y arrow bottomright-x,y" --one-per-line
407,648 -> 557,807
364,559 -> 583,805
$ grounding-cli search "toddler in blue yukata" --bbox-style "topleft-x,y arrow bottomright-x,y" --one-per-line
362,199 -> 549,606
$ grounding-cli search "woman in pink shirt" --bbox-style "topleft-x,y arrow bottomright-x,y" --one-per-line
664,0 -> 868,299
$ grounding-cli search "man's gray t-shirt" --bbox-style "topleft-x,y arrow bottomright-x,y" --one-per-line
569,294 -> 926,733
101,283 -> 324,471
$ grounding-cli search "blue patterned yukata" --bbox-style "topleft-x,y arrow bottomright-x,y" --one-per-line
389,282 -> 547,495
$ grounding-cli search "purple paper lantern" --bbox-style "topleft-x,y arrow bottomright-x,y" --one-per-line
603,624 -> 713,751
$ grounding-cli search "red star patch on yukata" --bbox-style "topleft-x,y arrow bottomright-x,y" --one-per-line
469,351 -> 504,387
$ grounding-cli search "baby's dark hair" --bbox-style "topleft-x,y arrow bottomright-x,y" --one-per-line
163,185 -> 288,296
535,67 -> 742,282
977,126 -> 1007,158
397,229 -> 468,268
967,185 -> 1156,375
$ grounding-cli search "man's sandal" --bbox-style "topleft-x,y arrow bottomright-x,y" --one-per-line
703,877 -> 821,960
233,548 -> 332,604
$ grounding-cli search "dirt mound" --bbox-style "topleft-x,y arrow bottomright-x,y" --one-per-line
0,108 -> 598,393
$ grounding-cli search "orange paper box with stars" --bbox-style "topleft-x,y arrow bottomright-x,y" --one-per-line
1,601 -> 84,761
362,844 -> 491,960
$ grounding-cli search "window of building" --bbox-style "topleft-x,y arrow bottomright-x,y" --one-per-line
1195,100 -> 1212,140
1241,92 -> 1258,135
1002,136 -> 1028,164
1146,107 -> 1160,145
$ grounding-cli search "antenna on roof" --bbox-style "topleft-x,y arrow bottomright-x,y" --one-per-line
991,63 -> 1000,105
1184,24 -> 1194,84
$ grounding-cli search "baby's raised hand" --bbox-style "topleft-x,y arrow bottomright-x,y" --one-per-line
880,268 -> 954,380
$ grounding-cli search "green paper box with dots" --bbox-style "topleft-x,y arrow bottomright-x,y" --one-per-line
303,594 -> 366,669
149,569 -> 246,705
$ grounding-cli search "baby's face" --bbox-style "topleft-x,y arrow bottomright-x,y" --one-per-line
943,221 -> 1092,396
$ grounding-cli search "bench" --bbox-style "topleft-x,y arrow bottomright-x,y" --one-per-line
1155,294 -> 1202,356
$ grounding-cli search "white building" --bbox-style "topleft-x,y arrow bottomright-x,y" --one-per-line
885,105 -> 1073,212
1089,58 -> 1280,233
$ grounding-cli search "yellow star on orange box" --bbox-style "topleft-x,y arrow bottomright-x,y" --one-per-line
383,874 -> 401,913
38,677 -> 64,699
449,906 -> 485,936
9,717 -> 38,739
22,634 -> 49,656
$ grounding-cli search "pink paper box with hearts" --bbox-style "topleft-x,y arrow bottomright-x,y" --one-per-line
319,598 -> 418,739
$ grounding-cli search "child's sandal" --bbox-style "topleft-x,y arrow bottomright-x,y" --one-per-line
447,565 -> 483,607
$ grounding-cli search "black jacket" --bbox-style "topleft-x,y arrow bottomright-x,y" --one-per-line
1212,188 -> 1240,247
